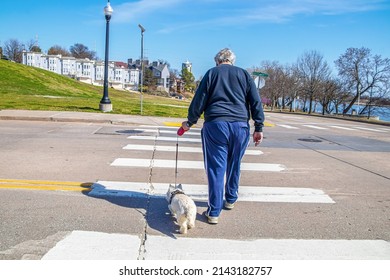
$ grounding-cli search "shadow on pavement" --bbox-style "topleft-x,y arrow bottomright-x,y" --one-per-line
83,184 -> 208,238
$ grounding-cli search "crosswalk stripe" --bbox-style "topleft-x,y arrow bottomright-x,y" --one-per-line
276,124 -> 388,132
42,231 -> 140,260
140,125 -> 203,132
111,158 -> 286,172
42,230 -> 390,260
329,125 -> 357,131
302,125 -> 328,130
277,124 -> 299,129
90,181 -> 334,203
145,236 -> 390,260
353,126 -> 387,132
136,128 -> 201,136
123,144 -> 263,155
128,135 -> 202,143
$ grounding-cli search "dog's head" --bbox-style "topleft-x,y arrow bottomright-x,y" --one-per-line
166,184 -> 184,203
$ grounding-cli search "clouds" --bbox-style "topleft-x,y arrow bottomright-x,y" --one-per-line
111,0 -> 387,34
113,0 -> 186,23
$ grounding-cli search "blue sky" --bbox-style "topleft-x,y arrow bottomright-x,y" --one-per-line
1,0 -> 389,78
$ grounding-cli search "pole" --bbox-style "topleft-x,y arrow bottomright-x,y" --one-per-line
140,30 -> 144,115
100,2 -> 113,112
357,92 -> 360,115
139,24 -> 145,115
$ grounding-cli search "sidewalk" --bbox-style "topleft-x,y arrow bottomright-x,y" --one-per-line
0,109 -> 191,127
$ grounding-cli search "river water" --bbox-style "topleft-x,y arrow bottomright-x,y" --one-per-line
294,101 -> 390,122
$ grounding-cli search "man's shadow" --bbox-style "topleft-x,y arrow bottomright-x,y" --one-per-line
83,183 -> 208,239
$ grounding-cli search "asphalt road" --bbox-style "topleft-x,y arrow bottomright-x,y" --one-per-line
0,112 -> 389,260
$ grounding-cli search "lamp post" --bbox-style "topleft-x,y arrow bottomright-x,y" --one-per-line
138,24 -> 145,115
100,0 -> 113,112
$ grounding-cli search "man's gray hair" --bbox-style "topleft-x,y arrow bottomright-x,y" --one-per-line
214,48 -> 236,65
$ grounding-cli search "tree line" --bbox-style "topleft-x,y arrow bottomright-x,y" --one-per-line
252,48 -> 390,117
1,38 -> 97,62
2,38 -> 388,116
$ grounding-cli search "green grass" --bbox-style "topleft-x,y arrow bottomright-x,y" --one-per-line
0,60 -> 190,118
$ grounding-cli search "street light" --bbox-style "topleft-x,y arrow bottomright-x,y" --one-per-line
138,24 -> 145,115
100,0 -> 113,112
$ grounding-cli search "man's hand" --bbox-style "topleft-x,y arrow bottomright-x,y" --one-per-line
253,131 -> 263,146
181,121 -> 191,132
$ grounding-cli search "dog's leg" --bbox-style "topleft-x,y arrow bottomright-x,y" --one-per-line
188,220 -> 195,229
178,215 -> 188,234
187,212 -> 196,229
168,205 -> 175,216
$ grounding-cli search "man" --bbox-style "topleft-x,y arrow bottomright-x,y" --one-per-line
179,48 -> 264,224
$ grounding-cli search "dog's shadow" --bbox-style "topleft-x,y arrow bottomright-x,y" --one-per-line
84,184 -> 208,239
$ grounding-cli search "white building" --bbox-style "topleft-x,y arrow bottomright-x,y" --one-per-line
22,51 -> 139,91
128,58 -> 171,93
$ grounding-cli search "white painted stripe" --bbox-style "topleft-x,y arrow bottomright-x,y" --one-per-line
123,144 -> 263,155
244,149 -> 264,155
280,116 -> 304,120
90,181 -> 334,203
329,125 -> 357,131
303,125 -> 328,130
128,135 -> 202,143
124,144 -> 200,153
278,124 -> 299,129
111,158 -> 286,172
42,231 -> 390,260
42,231 -> 140,260
146,236 -> 390,260
354,126 -> 387,132
137,128 -> 201,136
140,125 -> 202,132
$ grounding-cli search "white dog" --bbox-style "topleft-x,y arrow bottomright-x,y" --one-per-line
166,184 -> 197,234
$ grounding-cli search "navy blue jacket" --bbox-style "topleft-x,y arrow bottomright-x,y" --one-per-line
187,64 -> 265,132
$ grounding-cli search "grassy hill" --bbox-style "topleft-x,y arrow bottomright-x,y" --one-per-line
0,60 -> 190,118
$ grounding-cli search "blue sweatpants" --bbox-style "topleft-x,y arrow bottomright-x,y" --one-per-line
201,121 -> 250,217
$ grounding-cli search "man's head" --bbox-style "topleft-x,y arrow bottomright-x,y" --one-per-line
214,48 -> 236,66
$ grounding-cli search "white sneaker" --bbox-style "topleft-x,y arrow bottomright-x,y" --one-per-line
205,213 -> 218,224
224,202 -> 235,210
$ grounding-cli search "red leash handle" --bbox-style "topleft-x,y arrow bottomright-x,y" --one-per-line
177,127 -> 185,136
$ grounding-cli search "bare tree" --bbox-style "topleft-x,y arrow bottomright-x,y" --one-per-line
335,47 -> 390,115
256,61 -> 284,111
70,43 -> 97,60
3,39 -> 24,62
361,74 -> 390,119
283,64 -> 300,112
317,78 -> 343,115
25,39 -> 41,52
48,45 -> 71,56
296,50 -> 331,114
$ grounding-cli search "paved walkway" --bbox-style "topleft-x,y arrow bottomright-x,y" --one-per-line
0,109 -> 188,126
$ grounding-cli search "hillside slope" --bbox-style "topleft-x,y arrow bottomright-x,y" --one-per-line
0,60 -> 189,117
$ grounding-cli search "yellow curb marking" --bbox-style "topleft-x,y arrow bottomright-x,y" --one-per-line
163,122 -> 182,127
0,179 -> 93,192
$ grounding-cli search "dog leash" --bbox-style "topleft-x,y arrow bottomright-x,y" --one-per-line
175,125 -> 186,187
175,134 -> 179,187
